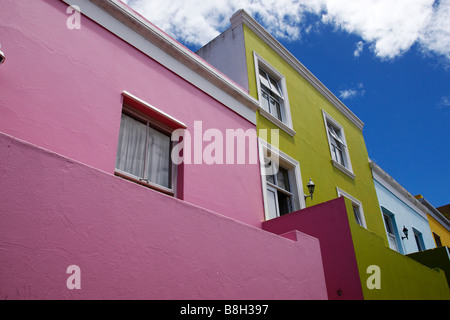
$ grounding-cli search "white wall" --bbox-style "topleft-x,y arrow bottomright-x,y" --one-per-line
196,24 -> 249,92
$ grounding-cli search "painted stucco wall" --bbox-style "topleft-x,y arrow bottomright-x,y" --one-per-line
0,0 -> 264,227
241,24 -> 387,241
196,25 -> 249,92
263,197 -> 364,300
196,12 -> 450,300
349,218 -> 450,300
0,132 -> 328,300
428,214 -> 450,247
264,196 -> 450,300
408,247 -> 450,288
373,179 -> 436,254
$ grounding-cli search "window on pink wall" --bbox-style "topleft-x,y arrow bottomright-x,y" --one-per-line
115,92 -> 187,198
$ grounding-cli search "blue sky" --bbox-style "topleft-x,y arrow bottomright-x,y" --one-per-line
284,24 -> 449,208
125,0 -> 449,208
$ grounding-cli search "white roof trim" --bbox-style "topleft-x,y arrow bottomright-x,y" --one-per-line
418,197 -> 450,231
230,9 -> 365,131
61,0 -> 260,124
369,160 -> 429,219
122,91 -> 187,129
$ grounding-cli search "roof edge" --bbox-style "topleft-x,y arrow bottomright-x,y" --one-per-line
369,160 -> 429,218
64,0 -> 260,123
230,9 -> 365,131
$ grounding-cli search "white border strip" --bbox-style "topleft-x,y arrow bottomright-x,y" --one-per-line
61,0 -> 259,124
122,91 -> 187,129
231,9 -> 364,131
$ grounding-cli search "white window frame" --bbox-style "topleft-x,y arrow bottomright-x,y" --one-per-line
322,110 -> 355,179
336,187 -> 367,229
254,52 -> 295,137
381,207 -> 402,253
115,108 -> 176,196
258,138 -> 305,221
413,228 -> 426,252
115,91 -> 187,197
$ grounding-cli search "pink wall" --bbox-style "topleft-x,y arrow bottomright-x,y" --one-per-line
263,197 -> 364,300
0,132 -> 328,300
0,0 -> 264,227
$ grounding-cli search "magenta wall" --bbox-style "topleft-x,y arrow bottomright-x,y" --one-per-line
0,0 -> 264,227
0,132 -> 328,300
263,197 -> 364,300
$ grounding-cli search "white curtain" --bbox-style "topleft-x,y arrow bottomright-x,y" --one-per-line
116,113 -> 171,189
116,113 -> 147,178
144,126 -> 171,188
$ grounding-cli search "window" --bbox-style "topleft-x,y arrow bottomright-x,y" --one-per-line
336,187 -> 367,228
382,208 -> 401,253
353,206 -> 363,226
254,52 -> 295,137
259,68 -> 284,121
328,124 -> 346,167
259,138 -> 305,220
433,232 -> 443,247
116,109 -> 173,193
115,91 -> 187,196
265,163 -> 293,216
413,229 -> 425,252
323,111 -> 354,179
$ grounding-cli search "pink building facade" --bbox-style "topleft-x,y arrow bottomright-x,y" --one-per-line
0,0 -> 328,299
263,197 -> 365,300
0,0 -> 263,226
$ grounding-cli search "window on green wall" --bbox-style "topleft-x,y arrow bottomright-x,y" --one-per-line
259,138 -> 305,221
336,187 -> 367,228
259,68 -> 284,121
253,52 -> 295,137
322,110 -> 355,179
265,164 -> 293,216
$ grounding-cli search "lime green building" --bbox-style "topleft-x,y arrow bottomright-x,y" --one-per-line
197,9 -> 450,299
198,9 -> 386,242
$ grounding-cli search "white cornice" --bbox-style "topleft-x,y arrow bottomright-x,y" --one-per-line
230,9 -> 365,131
369,160 -> 429,218
371,160 -> 450,231
417,197 -> 450,231
62,0 -> 259,124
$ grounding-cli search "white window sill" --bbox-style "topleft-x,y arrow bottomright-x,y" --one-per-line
114,169 -> 175,196
331,160 -> 355,180
259,107 -> 296,137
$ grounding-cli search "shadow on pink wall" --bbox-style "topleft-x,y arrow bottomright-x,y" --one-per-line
263,197 -> 364,300
0,132 -> 328,300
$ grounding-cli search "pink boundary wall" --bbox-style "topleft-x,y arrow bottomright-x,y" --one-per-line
0,132 -> 327,300
0,0 -> 264,227
263,198 -> 365,300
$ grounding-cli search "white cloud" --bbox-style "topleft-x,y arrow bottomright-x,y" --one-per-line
438,96 -> 450,108
339,83 -> 365,100
339,89 -> 358,100
419,0 -> 450,61
123,0 -> 322,46
354,41 -> 364,57
123,0 -> 450,62
321,0 -> 436,59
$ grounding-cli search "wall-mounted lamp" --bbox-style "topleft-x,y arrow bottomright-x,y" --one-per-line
401,226 -> 409,240
0,43 -> 5,65
304,178 -> 315,201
